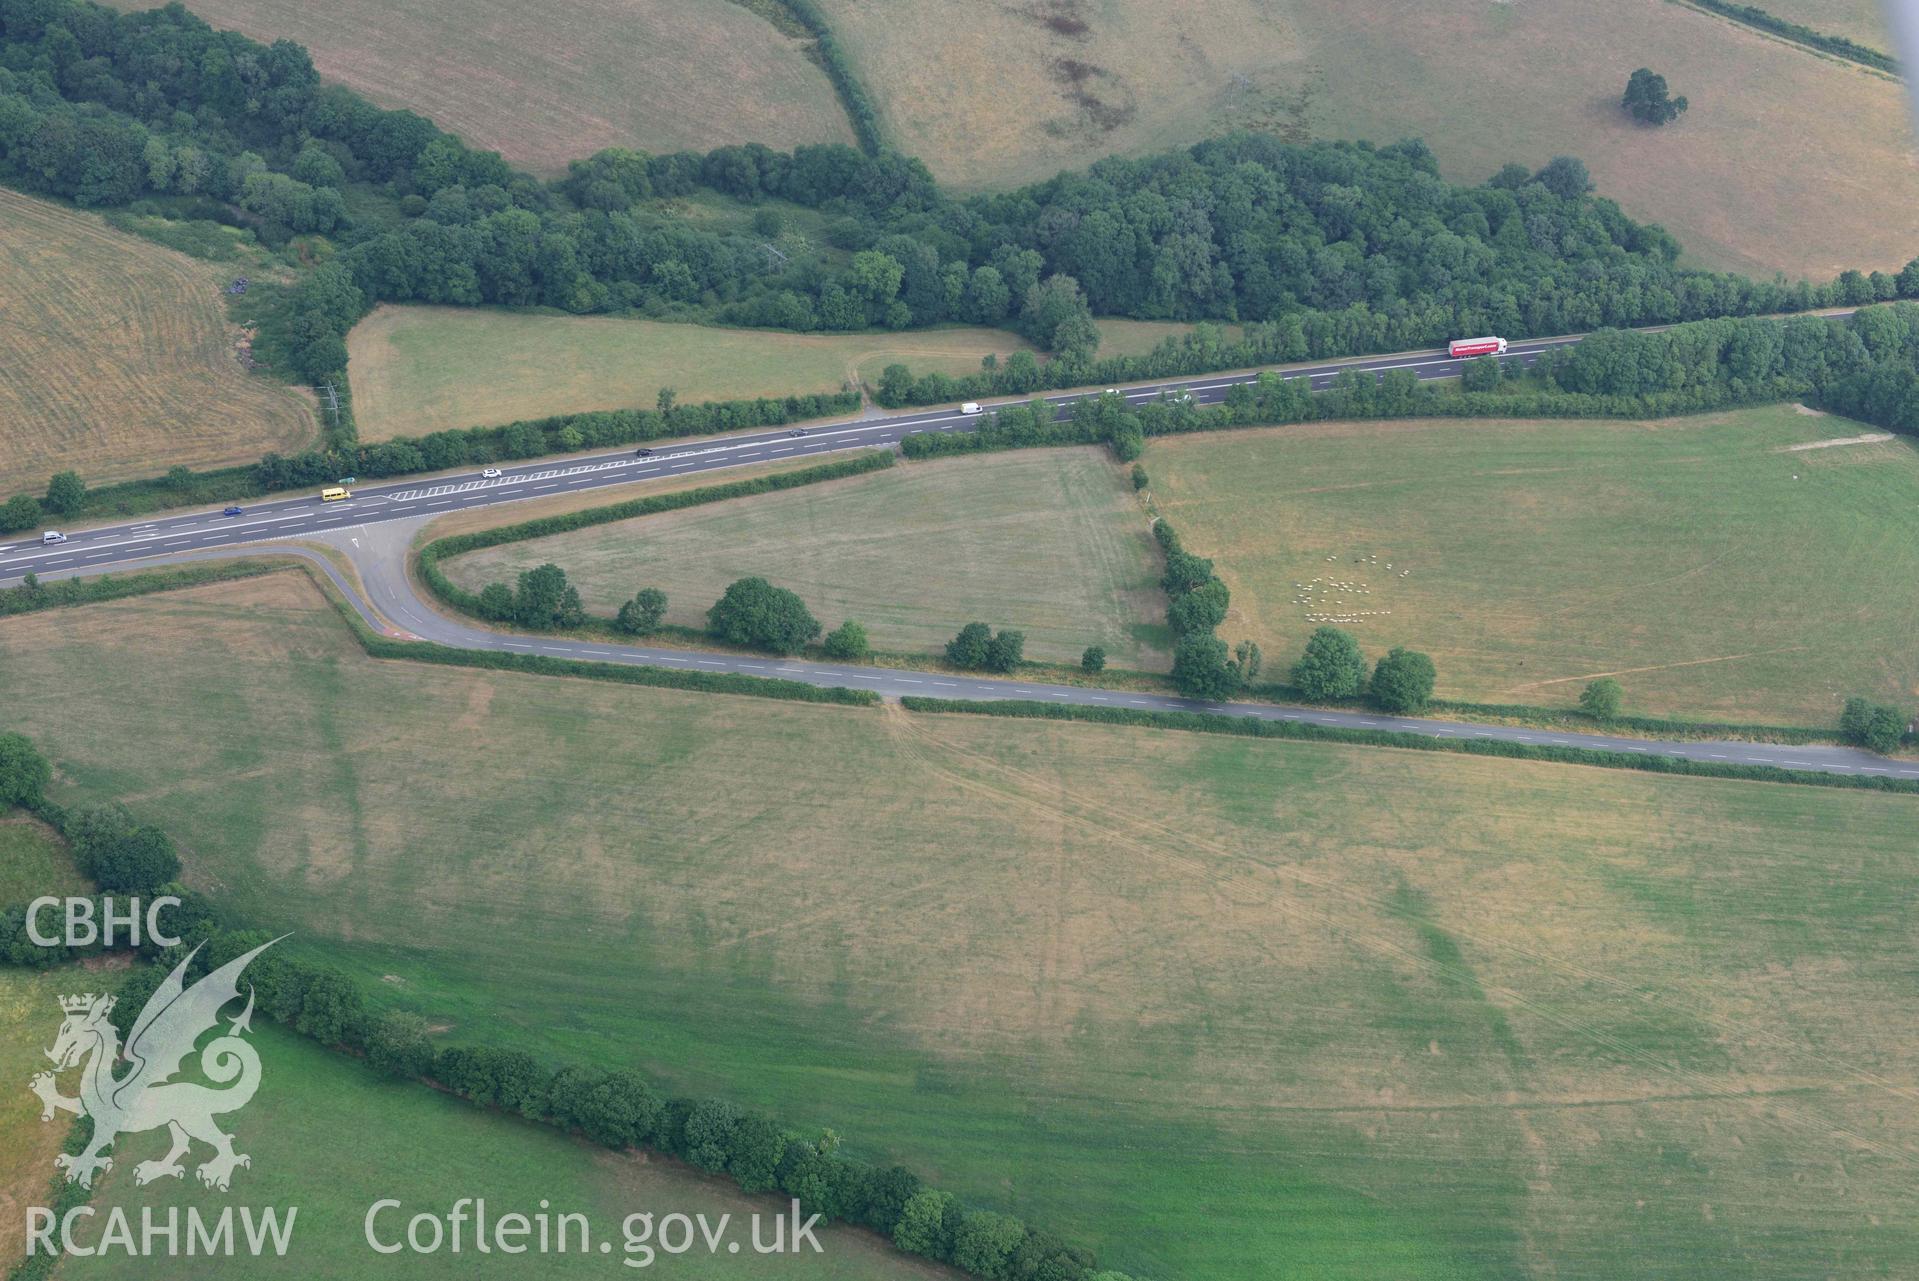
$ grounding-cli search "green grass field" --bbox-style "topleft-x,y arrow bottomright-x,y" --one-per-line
347,308 -> 1204,440
0,189 -> 318,495
1148,405 -> 1919,724
47,1019 -> 931,1279
101,0 -> 853,177
345,307 -> 1037,439
441,449 -> 1168,666
0,965 -> 90,1272
816,0 -> 1918,277
0,814 -> 88,906
0,823 -> 88,1271
3,574 -> 1918,1278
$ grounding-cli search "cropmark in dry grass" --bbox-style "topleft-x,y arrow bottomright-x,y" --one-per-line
4,574 -> 1919,1277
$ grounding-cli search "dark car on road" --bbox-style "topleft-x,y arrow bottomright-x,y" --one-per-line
788,428 -> 809,437
635,447 -> 654,457
223,506 -> 245,516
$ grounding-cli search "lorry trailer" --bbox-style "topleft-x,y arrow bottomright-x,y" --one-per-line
1448,336 -> 1508,359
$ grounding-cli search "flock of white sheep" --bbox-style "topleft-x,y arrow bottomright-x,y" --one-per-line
1294,552 -> 1414,625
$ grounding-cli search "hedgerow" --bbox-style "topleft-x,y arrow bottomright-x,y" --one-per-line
358,634 -> 877,705
0,560 -> 282,616
1689,0 -> 1897,73
897,698 -> 1919,793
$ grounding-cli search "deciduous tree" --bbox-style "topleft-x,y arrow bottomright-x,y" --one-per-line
615,587 -> 667,635
1622,68 -> 1688,126
1580,677 -> 1624,721
1172,632 -> 1239,700
983,629 -> 1025,673
823,619 -> 869,659
946,622 -> 993,669
1292,627 -> 1366,700
43,471 -> 84,516
0,733 -> 50,808
513,563 -> 584,629
1370,647 -> 1437,714
707,577 -> 821,654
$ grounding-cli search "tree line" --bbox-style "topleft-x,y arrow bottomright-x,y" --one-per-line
0,733 -> 1145,1281
898,306 -> 1919,465
1148,518 -> 1264,700
470,560 -> 877,666
9,0 -> 1917,410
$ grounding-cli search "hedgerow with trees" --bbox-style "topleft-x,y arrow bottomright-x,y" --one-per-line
899,306 -> 1919,466
1150,519 -> 1262,700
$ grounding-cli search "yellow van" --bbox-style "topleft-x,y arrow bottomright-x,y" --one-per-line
320,486 -> 351,502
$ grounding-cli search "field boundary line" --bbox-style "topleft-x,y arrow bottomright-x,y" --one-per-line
898,697 -> 1919,794
1670,0 -> 1900,75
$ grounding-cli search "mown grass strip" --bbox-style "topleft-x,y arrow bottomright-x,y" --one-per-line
898,697 -> 1919,793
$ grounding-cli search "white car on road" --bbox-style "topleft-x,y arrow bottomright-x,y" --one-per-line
482,467 -> 503,479
41,530 -> 66,545
960,402 -> 983,415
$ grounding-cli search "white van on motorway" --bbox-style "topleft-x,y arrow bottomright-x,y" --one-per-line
959,402 -> 983,415
41,530 -> 66,545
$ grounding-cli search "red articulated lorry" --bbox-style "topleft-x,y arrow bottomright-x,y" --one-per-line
1448,336 -> 1508,359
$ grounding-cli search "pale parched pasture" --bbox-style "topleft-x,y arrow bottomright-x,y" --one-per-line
99,0 -> 855,175
817,0 -> 1919,277
0,190 -> 317,496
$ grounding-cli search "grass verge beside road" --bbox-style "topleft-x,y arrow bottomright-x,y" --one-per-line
898,697 -> 1919,794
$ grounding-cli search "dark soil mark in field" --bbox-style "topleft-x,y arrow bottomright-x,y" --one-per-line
1048,56 -> 1138,133
1221,68 -> 1319,145
1020,0 -> 1091,39
1002,1 -> 1137,137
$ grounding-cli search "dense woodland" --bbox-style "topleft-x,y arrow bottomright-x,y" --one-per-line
6,0 -> 1917,401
